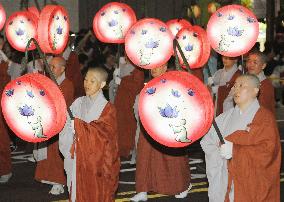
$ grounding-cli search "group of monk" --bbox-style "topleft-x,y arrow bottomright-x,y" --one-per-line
0,35 -> 282,202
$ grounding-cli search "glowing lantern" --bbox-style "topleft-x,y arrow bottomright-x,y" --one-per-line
37,5 -> 70,54
207,5 -> 259,57
125,18 -> 174,69
138,71 -> 214,147
28,6 -> 40,18
93,2 -> 137,43
208,2 -> 219,14
166,19 -> 192,37
1,73 -> 67,143
5,11 -> 38,52
191,5 -> 201,18
0,3 -> 6,31
176,26 -> 210,69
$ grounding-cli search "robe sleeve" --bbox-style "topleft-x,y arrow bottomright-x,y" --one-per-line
75,103 -> 120,193
226,109 -> 280,165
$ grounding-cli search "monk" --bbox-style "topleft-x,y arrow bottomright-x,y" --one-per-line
201,74 -> 281,202
34,57 -> 74,195
59,67 -> 120,202
114,58 -> 144,158
246,50 -> 276,114
0,61 -> 12,184
65,51 -> 85,98
208,56 -> 241,115
130,64 -> 191,202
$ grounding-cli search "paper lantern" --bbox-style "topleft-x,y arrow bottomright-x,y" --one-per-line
5,11 -> 38,52
166,19 -> 192,37
208,2 -> 218,14
37,5 -> 70,54
207,4 -> 259,57
125,18 -> 174,69
138,71 -> 214,147
191,5 -> 201,18
93,2 -> 137,43
193,26 -> 211,68
1,73 -> 67,143
176,26 -> 210,69
0,3 -> 6,31
28,6 -> 40,19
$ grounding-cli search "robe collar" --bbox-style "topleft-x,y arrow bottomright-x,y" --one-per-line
56,72 -> 66,85
256,71 -> 266,82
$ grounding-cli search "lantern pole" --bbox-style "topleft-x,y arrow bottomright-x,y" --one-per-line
173,38 -> 225,144
21,38 -> 74,119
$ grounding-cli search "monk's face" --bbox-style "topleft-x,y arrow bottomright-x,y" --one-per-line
84,71 -> 103,97
222,56 -> 237,69
49,58 -> 65,79
246,54 -> 266,75
233,77 -> 258,106
150,64 -> 167,78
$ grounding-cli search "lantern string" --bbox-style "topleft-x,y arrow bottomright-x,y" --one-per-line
173,38 -> 192,74
241,54 -> 245,74
21,38 -> 74,120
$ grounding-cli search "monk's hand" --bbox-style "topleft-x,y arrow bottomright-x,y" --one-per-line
219,140 -> 233,160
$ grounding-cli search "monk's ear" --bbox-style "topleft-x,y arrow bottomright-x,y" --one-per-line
253,87 -> 259,97
261,63 -> 267,70
100,81 -> 106,89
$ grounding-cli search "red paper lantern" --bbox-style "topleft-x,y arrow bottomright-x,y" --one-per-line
37,5 -> 70,54
0,3 -> 6,31
28,6 -> 40,19
139,71 -> 214,147
93,2 -> 137,43
176,26 -> 210,69
125,18 -> 174,69
5,11 -> 38,52
207,5 -> 259,57
193,26 -> 211,68
166,19 -> 192,37
1,73 -> 67,143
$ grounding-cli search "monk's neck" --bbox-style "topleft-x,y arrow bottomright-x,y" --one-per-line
238,99 -> 255,112
224,65 -> 235,71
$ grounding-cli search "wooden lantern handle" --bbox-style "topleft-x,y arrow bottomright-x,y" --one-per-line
173,38 -> 225,144
21,37 -> 74,120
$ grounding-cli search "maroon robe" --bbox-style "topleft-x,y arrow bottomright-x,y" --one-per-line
74,103 -> 120,202
225,107 -> 281,202
65,51 -> 85,98
114,68 -> 144,157
258,78 -> 275,115
35,78 -> 74,185
0,62 -> 12,176
135,131 -> 190,195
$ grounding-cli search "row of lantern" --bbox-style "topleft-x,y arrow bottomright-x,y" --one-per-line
3,5 -> 69,54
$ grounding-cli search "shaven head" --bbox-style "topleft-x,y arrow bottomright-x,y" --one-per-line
233,74 -> 260,111
84,67 -> 108,98
49,56 -> 66,78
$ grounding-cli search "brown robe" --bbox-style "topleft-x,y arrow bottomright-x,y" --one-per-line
65,51 -> 85,98
35,78 -> 74,185
258,79 -> 275,115
0,62 -> 12,176
114,68 -> 144,157
217,70 -> 241,116
75,103 -> 120,202
191,68 -> 204,82
135,131 -> 190,195
225,107 -> 281,202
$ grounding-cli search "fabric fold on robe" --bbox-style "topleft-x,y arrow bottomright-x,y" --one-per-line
114,67 -> 144,157
135,129 -> 190,195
